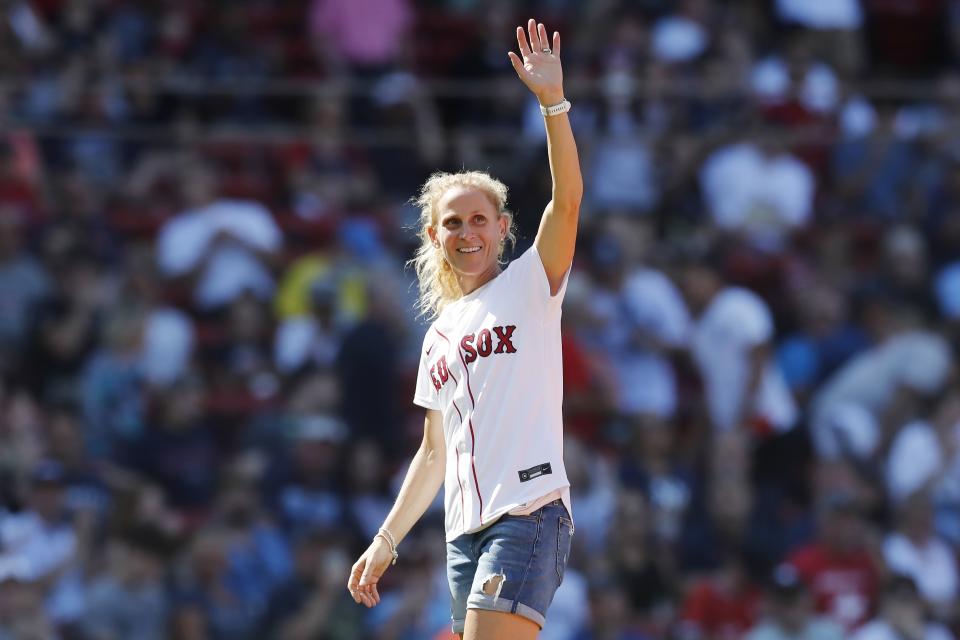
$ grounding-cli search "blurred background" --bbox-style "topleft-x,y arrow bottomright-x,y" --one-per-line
2,0 -> 960,639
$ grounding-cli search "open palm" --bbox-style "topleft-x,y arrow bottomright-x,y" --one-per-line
508,19 -> 564,105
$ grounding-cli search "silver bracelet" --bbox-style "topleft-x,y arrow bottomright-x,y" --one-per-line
376,527 -> 399,565
540,99 -> 571,117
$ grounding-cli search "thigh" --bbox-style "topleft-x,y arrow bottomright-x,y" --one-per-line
463,608 -> 540,640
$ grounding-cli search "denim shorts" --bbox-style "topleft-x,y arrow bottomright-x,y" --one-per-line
446,500 -> 574,633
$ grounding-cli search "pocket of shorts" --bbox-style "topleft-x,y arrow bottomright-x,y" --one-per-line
556,516 -> 573,583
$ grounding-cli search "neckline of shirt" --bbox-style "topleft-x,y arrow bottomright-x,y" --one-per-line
458,270 -> 501,302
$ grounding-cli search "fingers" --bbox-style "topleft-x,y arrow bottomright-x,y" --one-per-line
538,22 -> 549,51
515,26 -> 530,57
527,18 -> 541,52
348,558 -> 380,607
359,570 -> 381,607
507,51 -> 524,77
553,31 -> 560,57
347,561 -> 364,603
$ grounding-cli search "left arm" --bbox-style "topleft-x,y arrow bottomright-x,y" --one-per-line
509,19 -> 584,295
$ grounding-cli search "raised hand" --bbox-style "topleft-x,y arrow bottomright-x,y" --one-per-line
508,18 -> 565,106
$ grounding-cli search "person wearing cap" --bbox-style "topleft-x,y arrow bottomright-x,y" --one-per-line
347,17 -> 582,639
745,564 -> 844,640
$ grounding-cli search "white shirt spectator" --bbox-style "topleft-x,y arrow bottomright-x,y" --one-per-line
157,199 -> 282,310
0,511 -> 76,581
691,287 -> 798,432
812,332 -> 953,459
775,0 -> 863,30
586,267 -> 689,418
887,420 -> 960,504
618,267 -> 690,417
700,142 -> 815,250
851,620 -> 953,640
883,532 -> 959,606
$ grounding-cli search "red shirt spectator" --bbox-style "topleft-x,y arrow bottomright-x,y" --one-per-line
787,495 -> 881,630
678,563 -> 762,640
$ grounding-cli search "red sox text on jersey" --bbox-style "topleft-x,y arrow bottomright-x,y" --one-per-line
429,324 -> 517,391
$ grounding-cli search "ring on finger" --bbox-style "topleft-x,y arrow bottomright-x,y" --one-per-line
542,47 -> 551,54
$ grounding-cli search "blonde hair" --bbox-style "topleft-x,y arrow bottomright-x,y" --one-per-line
409,171 -> 516,319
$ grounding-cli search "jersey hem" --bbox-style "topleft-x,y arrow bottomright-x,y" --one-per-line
444,482 -> 572,542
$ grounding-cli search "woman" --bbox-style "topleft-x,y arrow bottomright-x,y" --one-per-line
347,19 -> 583,639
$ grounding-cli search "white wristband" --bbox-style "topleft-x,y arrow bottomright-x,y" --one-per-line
540,99 -> 571,117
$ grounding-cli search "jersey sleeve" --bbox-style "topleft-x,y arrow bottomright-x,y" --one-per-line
508,245 -> 570,307
413,328 -> 441,410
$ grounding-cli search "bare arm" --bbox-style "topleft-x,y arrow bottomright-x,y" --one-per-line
509,19 -> 584,296
347,408 -> 445,607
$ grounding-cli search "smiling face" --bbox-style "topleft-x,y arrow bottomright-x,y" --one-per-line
428,185 -> 507,291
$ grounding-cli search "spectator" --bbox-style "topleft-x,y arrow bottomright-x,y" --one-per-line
119,375 -> 220,518
787,492 -> 880,631
0,205 -> 51,375
699,134 -> 815,252
745,564 -> 844,640
80,306 -> 148,456
309,0 -> 412,73
156,161 -> 283,311
172,528 -> 262,640
581,230 -> 690,420
274,275 -> 352,376
81,531 -> 171,640
886,391 -> 960,546
574,579 -> 655,640
850,575 -> 954,640
259,530 -> 362,640
21,249 -> 106,402
831,101 -> 917,220
336,277 -> 406,447
681,258 -> 798,437
776,281 -> 870,403
881,494 -> 958,618
0,460 -> 77,583
810,330 -> 953,460
267,414 -> 347,537
0,576 -> 58,640
676,545 -> 762,640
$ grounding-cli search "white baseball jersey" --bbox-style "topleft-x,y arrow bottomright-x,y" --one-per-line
414,246 -> 573,542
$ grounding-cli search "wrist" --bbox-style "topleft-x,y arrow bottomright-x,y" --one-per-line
537,91 -> 565,107
375,527 -> 399,565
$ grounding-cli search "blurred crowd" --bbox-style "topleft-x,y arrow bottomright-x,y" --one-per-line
3,0 -> 960,638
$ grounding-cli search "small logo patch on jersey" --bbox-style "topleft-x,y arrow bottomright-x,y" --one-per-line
518,462 -> 552,483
